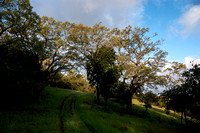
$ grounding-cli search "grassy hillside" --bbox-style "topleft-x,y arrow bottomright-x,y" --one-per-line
0,87 -> 186,133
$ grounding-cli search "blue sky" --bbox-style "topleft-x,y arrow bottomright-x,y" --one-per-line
30,0 -> 200,67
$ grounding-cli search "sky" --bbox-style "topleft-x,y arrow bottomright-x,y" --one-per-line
30,0 -> 200,68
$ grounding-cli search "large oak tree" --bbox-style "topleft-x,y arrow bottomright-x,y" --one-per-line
112,26 -> 168,113
39,16 -> 79,79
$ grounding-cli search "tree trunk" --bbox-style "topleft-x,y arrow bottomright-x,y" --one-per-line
181,112 -> 183,124
184,111 -> 188,126
144,107 -> 148,114
126,76 -> 139,114
104,96 -> 108,110
126,93 -> 133,114
96,86 -> 100,104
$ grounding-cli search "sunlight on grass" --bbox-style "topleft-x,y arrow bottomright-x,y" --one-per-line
0,87 -> 184,133
132,98 -> 181,121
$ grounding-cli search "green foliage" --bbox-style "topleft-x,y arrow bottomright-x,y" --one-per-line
0,46 -> 46,105
184,64 -> 200,120
113,81 -> 128,104
86,46 -> 119,104
138,91 -> 159,113
49,70 -> 92,92
157,96 -> 168,108
68,22 -> 111,67
162,64 -> 200,124
111,26 -> 168,113
39,16 -> 78,77
64,70 -> 89,91
0,0 -> 45,105
0,0 -> 41,50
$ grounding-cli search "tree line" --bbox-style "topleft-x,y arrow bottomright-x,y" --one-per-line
1,0 -> 200,124
162,64 -> 200,125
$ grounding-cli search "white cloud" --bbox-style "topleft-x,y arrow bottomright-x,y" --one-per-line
184,56 -> 200,68
30,0 -> 145,28
178,4 -> 200,38
170,4 -> 200,39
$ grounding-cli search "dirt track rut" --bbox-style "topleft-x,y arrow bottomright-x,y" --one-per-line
59,93 -> 95,133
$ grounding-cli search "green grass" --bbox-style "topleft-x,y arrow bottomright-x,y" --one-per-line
77,94 -> 183,133
0,87 -> 186,133
0,87 -> 74,133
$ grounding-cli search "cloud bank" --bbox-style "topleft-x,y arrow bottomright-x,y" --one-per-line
184,56 -> 200,68
178,4 -> 200,38
30,0 -> 144,28
170,4 -> 200,39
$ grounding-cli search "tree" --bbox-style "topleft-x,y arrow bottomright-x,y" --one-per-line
97,46 -> 119,107
0,47 -> 45,106
184,64 -> 200,120
101,67 -> 119,108
86,46 -> 119,104
162,85 -> 190,124
0,0 -> 41,50
138,91 -> 158,113
48,69 -> 91,92
112,26 -> 168,113
69,23 -> 111,103
162,64 -> 200,125
39,16 -> 78,80
0,0 -> 45,106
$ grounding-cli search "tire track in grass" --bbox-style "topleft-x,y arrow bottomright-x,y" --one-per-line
78,94 -> 97,133
80,118 -> 96,133
59,96 -> 69,133
59,93 -> 76,133
59,92 -> 97,133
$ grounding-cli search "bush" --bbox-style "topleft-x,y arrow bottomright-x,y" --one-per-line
48,70 -> 93,92
0,46 -> 46,107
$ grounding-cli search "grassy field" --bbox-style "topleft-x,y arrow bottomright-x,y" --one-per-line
0,87 -> 188,133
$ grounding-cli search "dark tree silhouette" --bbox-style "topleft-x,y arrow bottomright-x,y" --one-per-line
162,64 -> 200,125
86,46 -> 119,105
